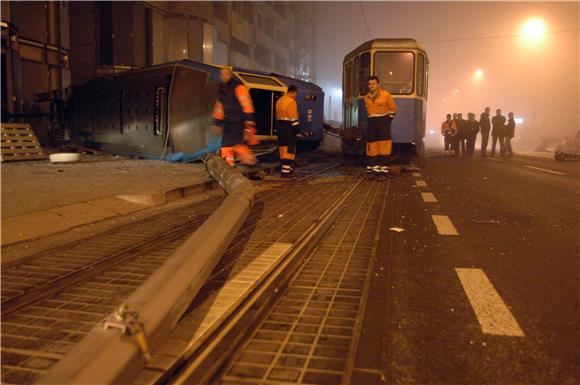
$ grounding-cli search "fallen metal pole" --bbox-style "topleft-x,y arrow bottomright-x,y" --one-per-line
37,156 -> 255,385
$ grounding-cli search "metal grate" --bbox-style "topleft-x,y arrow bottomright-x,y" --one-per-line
218,180 -> 385,385
1,167 -> 358,385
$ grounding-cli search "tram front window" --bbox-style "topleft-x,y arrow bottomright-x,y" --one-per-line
374,52 -> 415,95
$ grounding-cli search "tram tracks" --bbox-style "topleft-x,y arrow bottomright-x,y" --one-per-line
1,162 -> 352,385
132,173 -> 388,385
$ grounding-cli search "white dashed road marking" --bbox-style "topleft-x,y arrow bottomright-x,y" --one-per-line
421,192 -> 438,203
485,157 -> 502,162
431,215 -> 458,235
412,172 -> 421,177
415,180 -> 427,187
524,165 -> 566,175
455,268 -> 525,337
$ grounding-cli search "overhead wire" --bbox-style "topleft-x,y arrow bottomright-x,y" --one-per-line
358,1 -> 371,40
423,28 -> 579,44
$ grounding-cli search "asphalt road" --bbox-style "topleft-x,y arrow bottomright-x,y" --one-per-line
377,152 -> 579,385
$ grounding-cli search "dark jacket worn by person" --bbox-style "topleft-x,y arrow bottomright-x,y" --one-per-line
456,118 -> 468,138
213,78 -> 254,127
480,112 -> 491,133
505,118 -> 515,138
465,120 -> 480,139
491,115 -> 506,136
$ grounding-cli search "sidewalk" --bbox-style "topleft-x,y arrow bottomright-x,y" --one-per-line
1,155 -> 214,246
516,151 -> 555,160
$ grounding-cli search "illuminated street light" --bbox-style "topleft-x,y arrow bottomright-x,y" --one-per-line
520,17 -> 547,46
474,69 -> 484,79
515,117 -> 524,124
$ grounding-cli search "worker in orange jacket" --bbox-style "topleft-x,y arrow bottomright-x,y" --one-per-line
441,113 -> 457,153
275,85 -> 300,177
212,67 -> 258,166
364,76 -> 397,175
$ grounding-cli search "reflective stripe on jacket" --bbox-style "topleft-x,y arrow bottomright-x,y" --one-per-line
213,79 -> 254,127
275,94 -> 300,127
364,89 -> 397,117
441,120 -> 457,136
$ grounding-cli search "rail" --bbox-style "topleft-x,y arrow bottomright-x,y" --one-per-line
37,156 -> 255,385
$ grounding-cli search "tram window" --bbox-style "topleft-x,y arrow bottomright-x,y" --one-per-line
425,61 -> 429,98
417,54 -> 425,97
359,52 -> 370,95
344,62 -> 352,98
373,52 -> 415,95
354,56 -> 360,98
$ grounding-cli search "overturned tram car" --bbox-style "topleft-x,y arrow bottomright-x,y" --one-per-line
342,39 -> 429,158
69,60 -> 324,159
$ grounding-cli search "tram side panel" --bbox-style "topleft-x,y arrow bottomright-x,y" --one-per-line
342,97 -> 424,158
270,74 -> 325,148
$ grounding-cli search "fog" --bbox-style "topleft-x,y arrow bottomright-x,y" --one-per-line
316,1 -> 579,151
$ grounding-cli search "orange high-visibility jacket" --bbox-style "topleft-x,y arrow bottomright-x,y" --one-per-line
441,120 -> 457,135
213,79 -> 254,126
275,94 -> 300,127
364,89 -> 397,118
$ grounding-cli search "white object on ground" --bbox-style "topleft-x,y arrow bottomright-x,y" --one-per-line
49,153 -> 81,163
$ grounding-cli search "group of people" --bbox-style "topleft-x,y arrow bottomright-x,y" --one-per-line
441,107 -> 517,158
212,67 -> 300,177
213,69 -> 400,179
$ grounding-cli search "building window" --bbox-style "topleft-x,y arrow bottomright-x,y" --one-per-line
277,30 -> 289,49
255,44 -> 271,67
274,2 -> 287,18
231,36 -> 249,57
144,7 -> 152,66
243,2 -> 254,22
213,2 -> 228,22
97,1 -> 113,65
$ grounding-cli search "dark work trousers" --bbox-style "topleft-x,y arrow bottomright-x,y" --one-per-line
459,137 -> 468,156
480,129 -> 490,156
491,135 -> 505,157
366,116 -> 393,167
505,137 -> 513,157
277,120 -> 297,174
221,121 -> 244,147
467,136 -> 476,156
451,135 -> 460,156
444,135 -> 452,151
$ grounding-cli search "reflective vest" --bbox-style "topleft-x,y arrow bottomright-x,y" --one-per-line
275,94 -> 299,127
213,79 -> 254,126
364,89 -> 397,117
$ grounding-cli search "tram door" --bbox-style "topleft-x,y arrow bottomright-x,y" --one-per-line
250,88 -> 284,137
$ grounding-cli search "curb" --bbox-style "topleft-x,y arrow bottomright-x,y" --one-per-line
1,179 -> 217,247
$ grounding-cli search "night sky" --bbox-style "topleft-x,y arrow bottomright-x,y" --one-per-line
316,1 -> 579,150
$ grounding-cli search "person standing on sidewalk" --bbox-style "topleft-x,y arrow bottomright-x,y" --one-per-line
465,112 -> 480,156
212,67 -> 258,167
479,107 -> 491,157
364,76 -> 397,176
491,108 -> 506,157
275,85 -> 300,177
456,113 -> 468,157
505,112 -> 516,157
441,113 -> 456,154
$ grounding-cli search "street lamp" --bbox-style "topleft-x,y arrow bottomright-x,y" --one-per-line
520,17 -> 547,46
474,69 -> 484,79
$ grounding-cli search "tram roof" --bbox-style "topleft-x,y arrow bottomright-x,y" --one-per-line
344,39 -> 427,62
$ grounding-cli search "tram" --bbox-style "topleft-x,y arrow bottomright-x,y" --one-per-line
342,39 -> 429,158
68,60 -> 323,159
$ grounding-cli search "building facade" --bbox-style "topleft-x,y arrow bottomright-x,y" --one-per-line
0,1 -> 317,144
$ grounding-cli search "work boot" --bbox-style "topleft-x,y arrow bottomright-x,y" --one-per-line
379,166 -> 390,174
